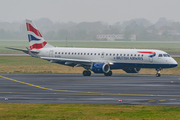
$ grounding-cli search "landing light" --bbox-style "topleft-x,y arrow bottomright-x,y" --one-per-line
109,62 -> 114,65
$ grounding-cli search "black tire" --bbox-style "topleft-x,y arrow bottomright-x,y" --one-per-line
88,71 -> 91,76
104,71 -> 112,76
104,73 -> 108,76
156,73 -> 161,77
83,70 -> 91,76
83,71 -> 87,76
108,71 -> 112,76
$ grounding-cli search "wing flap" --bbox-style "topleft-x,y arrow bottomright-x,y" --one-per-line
41,57 -> 92,63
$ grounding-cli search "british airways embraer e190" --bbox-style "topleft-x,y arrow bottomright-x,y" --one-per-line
6,19 -> 178,77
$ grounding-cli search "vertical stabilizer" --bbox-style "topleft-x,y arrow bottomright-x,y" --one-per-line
26,19 -> 54,50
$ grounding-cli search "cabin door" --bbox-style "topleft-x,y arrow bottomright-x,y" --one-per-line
49,50 -> 53,57
149,57 -> 153,62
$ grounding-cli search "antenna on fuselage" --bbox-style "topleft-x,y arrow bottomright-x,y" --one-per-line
65,37 -> 68,47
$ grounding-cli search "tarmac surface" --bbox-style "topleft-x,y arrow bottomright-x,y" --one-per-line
0,73 -> 180,106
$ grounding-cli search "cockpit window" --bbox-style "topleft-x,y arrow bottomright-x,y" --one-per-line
158,54 -> 163,57
163,54 -> 170,57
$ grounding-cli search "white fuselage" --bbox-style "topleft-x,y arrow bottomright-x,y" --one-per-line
36,47 -> 177,69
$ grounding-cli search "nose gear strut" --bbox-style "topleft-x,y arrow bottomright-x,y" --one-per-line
156,68 -> 161,77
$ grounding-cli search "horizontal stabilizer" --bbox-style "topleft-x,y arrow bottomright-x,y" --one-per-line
5,47 -> 39,54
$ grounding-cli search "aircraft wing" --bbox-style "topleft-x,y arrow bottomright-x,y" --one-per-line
40,57 -> 111,66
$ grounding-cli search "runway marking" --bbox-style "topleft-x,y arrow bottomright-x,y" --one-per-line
1,75 -> 180,97
0,75 -> 88,94
148,100 -> 156,102
159,99 -> 166,102
170,99 -> 177,101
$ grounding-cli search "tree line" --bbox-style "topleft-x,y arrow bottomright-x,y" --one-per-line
0,17 -> 180,41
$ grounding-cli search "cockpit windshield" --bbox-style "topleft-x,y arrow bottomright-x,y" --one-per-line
158,54 -> 170,57
163,54 -> 170,57
158,54 -> 163,57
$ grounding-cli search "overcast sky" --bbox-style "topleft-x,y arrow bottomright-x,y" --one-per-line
0,0 -> 180,24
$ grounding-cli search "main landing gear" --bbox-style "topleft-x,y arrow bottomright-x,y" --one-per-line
104,70 -> 112,76
156,68 -> 161,77
83,70 -> 91,76
82,70 -> 113,76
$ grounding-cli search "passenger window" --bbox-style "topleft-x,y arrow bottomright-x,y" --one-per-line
106,53 -> 108,56
117,54 -> 118,56
55,52 -> 57,54
84,53 -> 86,55
62,52 -> 64,54
98,53 -> 100,55
94,53 -> 96,55
58,52 -> 60,54
113,54 -> 115,56
131,54 -> 133,56
81,53 -> 83,55
75,53 -> 76,55
142,54 -> 143,57
138,54 -> 140,56
91,53 -> 93,55
134,54 -> 136,56
127,54 -> 129,56
72,53 -> 73,55
110,54 -> 111,56
124,54 -> 126,56
78,53 -> 80,55
158,54 -> 162,57
120,54 -> 122,56
65,52 -> 67,54
87,53 -> 89,55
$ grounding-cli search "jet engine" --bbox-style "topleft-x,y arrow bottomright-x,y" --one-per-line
123,68 -> 141,73
91,63 -> 110,73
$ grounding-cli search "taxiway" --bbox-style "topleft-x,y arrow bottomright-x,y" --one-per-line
0,73 -> 180,106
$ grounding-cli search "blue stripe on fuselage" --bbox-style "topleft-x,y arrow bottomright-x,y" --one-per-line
110,63 -> 178,69
56,61 -> 177,69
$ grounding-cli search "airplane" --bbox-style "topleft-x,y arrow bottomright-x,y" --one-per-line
6,19 -> 178,77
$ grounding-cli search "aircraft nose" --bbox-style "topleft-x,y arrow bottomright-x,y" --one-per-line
171,58 -> 178,67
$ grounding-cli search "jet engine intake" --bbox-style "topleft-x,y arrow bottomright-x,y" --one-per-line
91,63 -> 110,73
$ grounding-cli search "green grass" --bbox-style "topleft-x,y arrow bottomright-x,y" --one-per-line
0,56 -> 180,75
0,103 -> 180,120
1,40 -> 180,53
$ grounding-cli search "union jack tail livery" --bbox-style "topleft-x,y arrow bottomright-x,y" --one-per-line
26,19 -> 54,50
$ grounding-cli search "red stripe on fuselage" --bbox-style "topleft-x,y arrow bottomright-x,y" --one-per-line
30,41 -> 47,50
138,51 -> 156,54
26,23 -> 42,37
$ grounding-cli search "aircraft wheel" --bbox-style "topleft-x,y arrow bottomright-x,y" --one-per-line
156,73 -> 161,77
87,71 -> 91,76
104,70 -> 112,76
83,70 -> 91,76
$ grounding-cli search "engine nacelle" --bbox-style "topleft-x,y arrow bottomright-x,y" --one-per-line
91,63 -> 110,73
123,68 -> 141,73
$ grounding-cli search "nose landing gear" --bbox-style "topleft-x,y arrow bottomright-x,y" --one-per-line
156,68 -> 161,77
